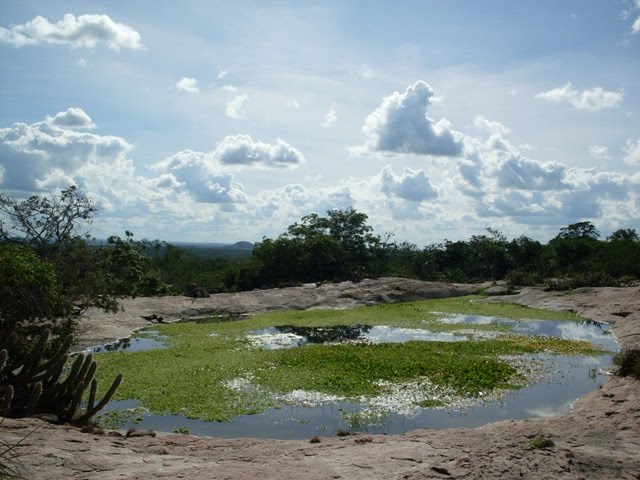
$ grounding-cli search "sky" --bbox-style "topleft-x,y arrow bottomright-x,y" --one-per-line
1,1 -> 639,245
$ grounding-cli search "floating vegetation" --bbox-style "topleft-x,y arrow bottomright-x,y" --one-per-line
93,296 -> 615,437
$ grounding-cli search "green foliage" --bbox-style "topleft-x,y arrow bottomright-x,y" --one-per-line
0,244 -> 68,331
557,221 -> 600,240
120,212 -> 640,293
598,229 -> 640,278
0,186 -> 119,317
241,208 -> 380,288
527,433 -> 554,450
0,244 -> 75,365
95,232 -> 170,296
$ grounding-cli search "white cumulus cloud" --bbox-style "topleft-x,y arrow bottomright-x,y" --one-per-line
322,104 -> 337,128
213,135 -> 305,168
225,94 -> 248,119
176,77 -> 199,94
458,132 -> 640,228
361,64 -> 374,79
0,109 -> 131,192
149,135 -> 304,204
46,107 -> 95,129
623,138 -> 640,165
473,115 -> 511,136
631,0 -> 640,33
380,166 -> 438,202
588,145 -> 611,160
536,82 -> 623,111
496,155 -> 568,191
358,80 -> 463,156
150,150 -> 246,204
0,13 -> 143,51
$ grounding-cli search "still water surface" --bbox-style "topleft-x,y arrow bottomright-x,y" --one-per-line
98,315 -> 616,439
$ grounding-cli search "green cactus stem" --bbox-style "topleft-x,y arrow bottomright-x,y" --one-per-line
0,329 -> 122,425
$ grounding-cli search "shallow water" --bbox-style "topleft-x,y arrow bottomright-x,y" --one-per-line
246,316 -> 617,351
99,315 -> 617,439
101,353 -> 610,439
437,314 -> 617,350
84,330 -> 168,353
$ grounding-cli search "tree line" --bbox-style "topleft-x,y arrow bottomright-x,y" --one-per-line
2,186 -> 639,344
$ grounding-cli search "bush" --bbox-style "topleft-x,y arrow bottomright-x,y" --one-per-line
0,244 -> 74,364
613,348 -> 640,379
506,270 -> 541,287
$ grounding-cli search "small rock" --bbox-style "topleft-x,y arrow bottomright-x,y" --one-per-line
431,466 -> 451,476
126,428 -> 156,438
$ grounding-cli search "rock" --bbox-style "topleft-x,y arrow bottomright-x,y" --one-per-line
484,285 -> 518,295
186,283 -> 210,298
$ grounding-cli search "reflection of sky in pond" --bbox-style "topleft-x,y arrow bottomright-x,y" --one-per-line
247,325 -> 464,348
247,317 -> 617,351
437,315 -> 618,351
83,330 -> 168,354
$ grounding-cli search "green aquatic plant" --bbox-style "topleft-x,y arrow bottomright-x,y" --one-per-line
342,409 -> 389,429
94,296 -> 607,423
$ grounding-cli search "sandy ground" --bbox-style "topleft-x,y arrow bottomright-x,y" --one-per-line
2,280 -> 639,479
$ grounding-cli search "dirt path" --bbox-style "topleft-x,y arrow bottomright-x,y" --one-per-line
2,282 -> 639,479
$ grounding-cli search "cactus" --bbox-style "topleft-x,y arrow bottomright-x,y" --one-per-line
0,329 -> 121,425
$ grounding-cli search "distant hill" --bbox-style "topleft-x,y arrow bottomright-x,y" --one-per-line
89,239 -> 255,259
171,240 -> 254,259
225,241 -> 255,250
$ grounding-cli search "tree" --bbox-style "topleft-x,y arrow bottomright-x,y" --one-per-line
548,221 -> 603,274
286,208 -> 376,279
600,228 -> 640,278
0,186 -> 121,314
507,236 -> 545,272
0,185 -> 96,246
556,221 -> 600,240
607,228 -> 639,243
96,232 -> 169,297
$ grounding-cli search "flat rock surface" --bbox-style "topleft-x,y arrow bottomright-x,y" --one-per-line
3,281 -> 640,479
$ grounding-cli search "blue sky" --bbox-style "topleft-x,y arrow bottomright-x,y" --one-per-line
1,1 -> 639,244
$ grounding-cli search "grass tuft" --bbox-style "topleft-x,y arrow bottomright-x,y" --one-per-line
612,348 -> 640,379
527,433 -> 554,450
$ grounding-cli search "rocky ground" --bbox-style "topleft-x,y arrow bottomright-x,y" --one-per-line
2,279 -> 639,479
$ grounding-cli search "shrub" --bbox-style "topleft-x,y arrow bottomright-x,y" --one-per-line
613,348 -> 640,379
527,433 -> 554,450
506,270 -> 541,287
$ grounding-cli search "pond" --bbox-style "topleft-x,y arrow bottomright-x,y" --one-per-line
81,330 -> 169,354
96,313 -> 617,439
